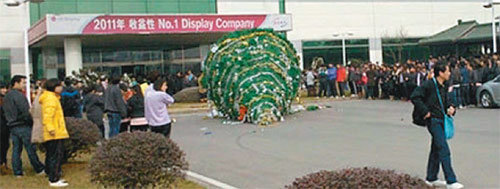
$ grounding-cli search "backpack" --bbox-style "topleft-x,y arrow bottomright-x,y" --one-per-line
410,85 -> 427,127
60,88 -> 80,117
411,106 -> 427,127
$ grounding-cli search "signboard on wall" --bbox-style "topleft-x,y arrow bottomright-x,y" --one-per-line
44,14 -> 292,35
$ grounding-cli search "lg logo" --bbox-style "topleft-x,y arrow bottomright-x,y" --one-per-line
272,17 -> 289,28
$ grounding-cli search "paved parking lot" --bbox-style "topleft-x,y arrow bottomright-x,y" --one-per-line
171,100 -> 500,188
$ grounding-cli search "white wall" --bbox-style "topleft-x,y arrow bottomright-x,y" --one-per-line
217,0 -> 280,14
218,0 -> 495,40
0,2 -> 30,75
217,0 -> 495,64
285,0 -> 493,41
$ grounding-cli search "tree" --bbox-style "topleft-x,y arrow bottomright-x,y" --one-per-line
382,26 -> 408,64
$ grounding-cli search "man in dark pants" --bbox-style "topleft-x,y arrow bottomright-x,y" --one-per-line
0,83 -> 9,171
411,63 -> 464,189
327,64 -> 338,98
104,75 -> 128,138
3,75 -> 44,176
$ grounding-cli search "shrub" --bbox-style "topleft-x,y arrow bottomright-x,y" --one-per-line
286,167 -> 432,189
89,131 -> 189,188
62,117 -> 102,162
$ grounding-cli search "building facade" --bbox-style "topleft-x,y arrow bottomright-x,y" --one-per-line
0,0 -> 496,82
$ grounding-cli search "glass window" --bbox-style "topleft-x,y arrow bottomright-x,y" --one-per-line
57,50 -> 65,64
382,44 -> 430,64
173,49 -> 183,59
102,51 -> 115,62
0,59 -> 10,82
115,51 -> 132,62
83,51 -> 101,63
184,47 -> 200,59
151,51 -> 162,61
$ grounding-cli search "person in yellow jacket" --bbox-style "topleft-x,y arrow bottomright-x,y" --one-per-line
39,78 -> 69,187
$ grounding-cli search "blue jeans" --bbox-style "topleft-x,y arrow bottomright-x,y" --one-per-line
108,113 -> 122,138
426,118 -> 457,184
10,126 -> 44,175
450,87 -> 462,107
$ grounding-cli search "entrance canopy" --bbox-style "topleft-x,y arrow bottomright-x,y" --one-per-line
28,14 -> 293,47
27,14 -> 292,79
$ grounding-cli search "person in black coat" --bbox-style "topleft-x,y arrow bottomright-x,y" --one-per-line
173,72 -> 184,94
410,62 -> 463,189
84,85 -> 105,138
406,66 -> 418,100
3,75 -> 44,176
127,85 -> 148,132
0,83 -> 9,170
60,78 -> 82,118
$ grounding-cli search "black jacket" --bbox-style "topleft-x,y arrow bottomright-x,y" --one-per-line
104,84 -> 127,118
127,94 -> 145,118
410,79 -> 454,126
3,89 -> 33,127
84,93 -> 104,126
0,94 -> 7,132
60,86 -> 82,118
367,70 -> 378,86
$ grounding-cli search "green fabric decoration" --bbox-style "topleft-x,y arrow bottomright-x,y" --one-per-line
201,29 -> 300,125
306,105 -> 319,111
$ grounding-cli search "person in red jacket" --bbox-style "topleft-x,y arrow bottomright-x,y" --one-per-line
336,64 -> 347,97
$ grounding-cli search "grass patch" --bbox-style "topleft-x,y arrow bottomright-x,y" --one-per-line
0,149 -> 203,189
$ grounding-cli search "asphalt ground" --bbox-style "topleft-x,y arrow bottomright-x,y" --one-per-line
170,100 -> 500,188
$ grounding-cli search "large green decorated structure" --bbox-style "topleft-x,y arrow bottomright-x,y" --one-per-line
201,29 -> 301,125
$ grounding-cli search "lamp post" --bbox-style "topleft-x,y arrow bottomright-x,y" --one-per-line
484,0 -> 500,53
4,0 -> 41,104
333,32 -> 353,66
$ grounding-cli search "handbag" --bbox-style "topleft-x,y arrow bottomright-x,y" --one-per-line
433,78 -> 455,140
31,90 -> 44,143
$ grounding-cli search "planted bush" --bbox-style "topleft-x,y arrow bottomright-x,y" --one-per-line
89,131 -> 189,188
286,167 -> 431,189
61,117 -> 102,162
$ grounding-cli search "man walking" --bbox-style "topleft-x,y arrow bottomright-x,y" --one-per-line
3,75 -> 44,177
410,63 -> 464,189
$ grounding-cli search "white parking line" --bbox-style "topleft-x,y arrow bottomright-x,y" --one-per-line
186,171 -> 239,189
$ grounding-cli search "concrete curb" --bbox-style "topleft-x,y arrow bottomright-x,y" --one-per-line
186,171 -> 239,189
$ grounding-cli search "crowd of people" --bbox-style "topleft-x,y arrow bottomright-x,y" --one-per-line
303,54 -> 500,108
0,70 -> 178,187
0,53 -> 499,187
126,70 -> 199,96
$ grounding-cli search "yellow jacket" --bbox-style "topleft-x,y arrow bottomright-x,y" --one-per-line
39,91 -> 69,142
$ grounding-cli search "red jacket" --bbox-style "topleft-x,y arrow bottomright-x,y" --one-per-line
336,67 -> 347,82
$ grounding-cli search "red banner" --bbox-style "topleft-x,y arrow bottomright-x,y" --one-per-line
82,15 -> 269,34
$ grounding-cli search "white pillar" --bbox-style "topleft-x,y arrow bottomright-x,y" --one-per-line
342,38 -> 346,66
64,37 -> 83,77
492,6 -> 497,53
369,37 -> 383,65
